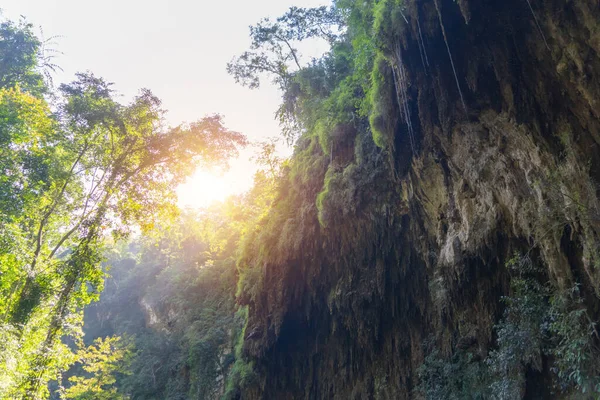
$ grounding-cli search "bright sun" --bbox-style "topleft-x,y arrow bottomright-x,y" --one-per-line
176,169 -> 235,209
177,144 -> 288,209
176,153 -> 258,209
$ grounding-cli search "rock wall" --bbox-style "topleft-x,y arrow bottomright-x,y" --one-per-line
239,0 -> 600,398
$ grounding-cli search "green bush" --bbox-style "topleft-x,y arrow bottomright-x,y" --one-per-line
417,256 -> 600,399
548,285 -> 600,394
416,347 -> 491,400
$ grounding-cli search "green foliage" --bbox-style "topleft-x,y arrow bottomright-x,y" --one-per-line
416,348 -> 491,400
287,134 -> 327,187
229,2 -> 377,146
229,0 -> 403,247
486,258 -> 548,399
227,6 -> 343,91
368,53 -> 395,148
548,285 -> 600,394
0,15 -> 247,398
488,258 -> 600,397
0,86 -> 55,220
61,336 -> 132,400
371,0 -> 406,43
316,166 -> 342,226
416,256 -> 600,399
64,217 -> 234,399
372,0 -> 393,38
222,307 -> 257,400
64,141 -> 282,399
222,358 -> 256,400
86,214 -> 240,399
0,18 -> 46,95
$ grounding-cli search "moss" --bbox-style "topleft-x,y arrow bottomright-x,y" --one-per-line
315,119 -> 332,154
222,307 -> 258,400
372,0 -> 407,48
235,0 -> 600,397
372,0 -> 398,39
288,135 -> 327,186
316,166 -> 342,227
368,53 -> 395,148
235,260 -> 263,304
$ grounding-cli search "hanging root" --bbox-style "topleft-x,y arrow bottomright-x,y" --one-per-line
414,18 -> 428,73
417,16 -> 430,69
525,0 -> 551,51
433,0 -> 468,116
392,43 -> 416,154
401,8 -> 428,72
399,9 -> 409,24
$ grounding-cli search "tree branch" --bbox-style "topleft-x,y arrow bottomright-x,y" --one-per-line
275,34 -> 302,70
29,143 -> 89,272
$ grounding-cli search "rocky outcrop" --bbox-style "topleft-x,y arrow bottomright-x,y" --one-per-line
240,0 -> 600,398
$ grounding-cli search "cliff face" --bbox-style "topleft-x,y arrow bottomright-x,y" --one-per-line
239,0 -> 600,398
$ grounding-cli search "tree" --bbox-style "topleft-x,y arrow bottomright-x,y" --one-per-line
62,336 -> 132,400
226,6 -> 343,91
0,21 -> 247,396
227,5 -> 368,144
0,18 -> 47,95
61,140 -> 285,399
11,74 -> 246,398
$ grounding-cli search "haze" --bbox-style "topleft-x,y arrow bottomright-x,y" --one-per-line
2,0 -> 329,206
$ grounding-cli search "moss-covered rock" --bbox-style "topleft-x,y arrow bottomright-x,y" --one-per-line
237,0 -> 600,398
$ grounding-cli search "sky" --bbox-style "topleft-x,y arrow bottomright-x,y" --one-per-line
2,0 -> 330,207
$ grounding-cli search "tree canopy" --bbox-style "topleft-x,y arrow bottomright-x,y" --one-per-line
0,17 -> 246,399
